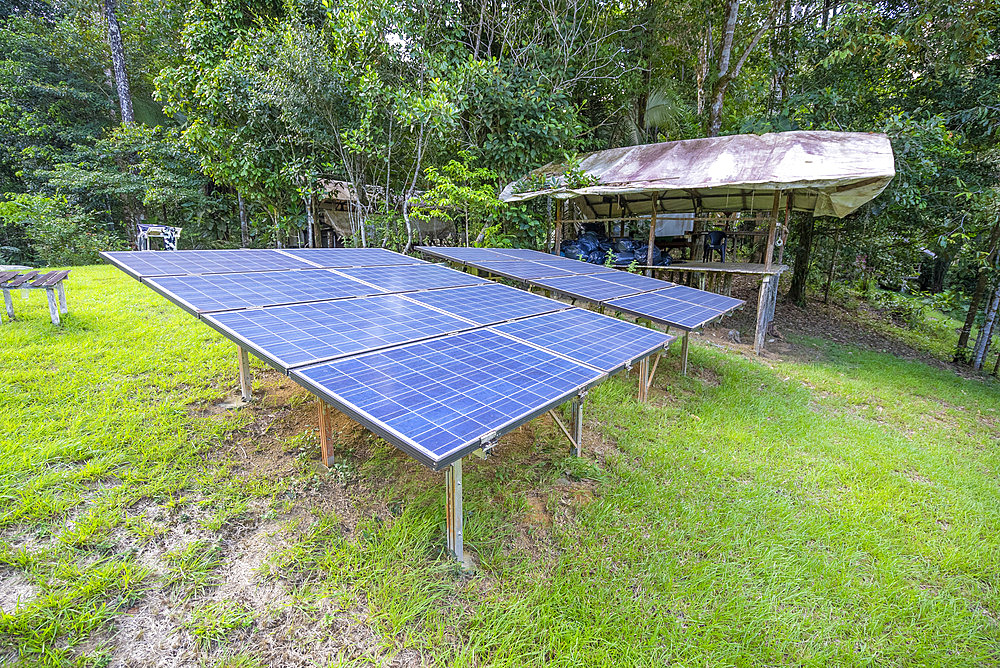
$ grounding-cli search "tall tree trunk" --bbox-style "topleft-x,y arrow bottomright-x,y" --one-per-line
103,0 -> 133,125
972,282 -> 1000,371
237,192 -> 249,247
787,215 -> 815,307
955,219 -> 1000,361
303,195 -> 315,248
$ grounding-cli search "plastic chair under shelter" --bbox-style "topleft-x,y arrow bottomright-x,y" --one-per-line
703,230 -> 727,262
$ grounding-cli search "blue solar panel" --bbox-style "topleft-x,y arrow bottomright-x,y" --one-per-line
527,257 -> 615,274
606,290 -> 724,330
475,261 -> 580,280
205,294 -> 474,368
403,283 -> 567,325
593,271 -> 674,294
102,250 -> 311,279
416,246 -> 513,263
281,248 -> 426,267
490,309 -> 674,373
493,248 -> 557,260
292,328 -> 603,469
145,269 -> 381,313
661,284 -> 744,312
335,264 -> 489,292
532,273 -> 651,302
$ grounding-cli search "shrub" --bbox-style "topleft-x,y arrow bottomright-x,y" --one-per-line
0,194 -> 124,266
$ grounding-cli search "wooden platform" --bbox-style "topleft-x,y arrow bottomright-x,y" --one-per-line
637,261 -> 789,276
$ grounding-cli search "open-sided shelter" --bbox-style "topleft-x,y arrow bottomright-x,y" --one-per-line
500,131 -> 895,351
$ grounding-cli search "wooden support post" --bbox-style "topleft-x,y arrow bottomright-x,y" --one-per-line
681,332 -> 690,376
445,459 -> 464,562
646,194 -> 658,276
637,357 -> 649,402
237,345 -> 252,401
724,274 -> 733,296
56,282 -> 67,314
754,275 -> 772,353
2,289 -> 12,322
318,399 -> 334,467
698,272 -> 706,291
763,191 -> 781,270
777,194 -> 791,266
571,395 -> 583,457
45,288 -> 60,326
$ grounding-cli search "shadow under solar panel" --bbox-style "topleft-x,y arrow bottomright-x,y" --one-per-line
292,328 -> 604,469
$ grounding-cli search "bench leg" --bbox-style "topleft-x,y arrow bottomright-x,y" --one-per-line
57,282 -> 67,314
46,288 -> 60,326
2,289 -> 11,322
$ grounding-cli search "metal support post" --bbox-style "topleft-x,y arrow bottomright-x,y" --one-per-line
571,394 -> 584,457
56,282 -> 67,314
45,288 -> 60,326
637,357 -> 649,402
2,289 -> 12,322
445,459 -> 464,562
238,345 -> 252,401
681,332 -> 690,376
318,399 -> 333,467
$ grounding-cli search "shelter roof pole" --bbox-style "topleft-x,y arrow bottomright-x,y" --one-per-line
646,193 -> 658,276
554,199 -> 562,255
764,191 -> 781,270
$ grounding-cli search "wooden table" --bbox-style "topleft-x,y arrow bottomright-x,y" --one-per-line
0,270 -> 71,325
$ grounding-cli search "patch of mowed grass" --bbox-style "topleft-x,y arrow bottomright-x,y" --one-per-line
182,599 -> 256,648
0,265 -> 254,665
3,265 -> 1000,666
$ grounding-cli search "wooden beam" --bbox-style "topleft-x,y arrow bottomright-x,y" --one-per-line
763,191 -> 781,269
318,399 -> 334,467
754,275 -> 772,353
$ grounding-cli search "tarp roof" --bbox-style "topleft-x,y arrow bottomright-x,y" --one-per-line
499,131 -> 895,218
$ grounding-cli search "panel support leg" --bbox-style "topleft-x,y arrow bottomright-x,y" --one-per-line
56,281 -> 67,314
2,289 -> 12,322
318,399 -> 333,467
754,275 -> 771,354
681,332 -> 690,376
637,357 -> 649,402
45,288 -> 60,326
445,459 -> 464,562
571,394 -> 584,457
238,345 -> 252,401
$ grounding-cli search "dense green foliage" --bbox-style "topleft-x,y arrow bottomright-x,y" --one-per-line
0,0 -> 998,359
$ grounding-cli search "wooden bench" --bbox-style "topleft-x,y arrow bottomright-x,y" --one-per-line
0,270 -> 70,325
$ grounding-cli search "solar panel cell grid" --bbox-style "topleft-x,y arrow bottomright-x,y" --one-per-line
660,284 -> 744,312
490,309 -> 673,372
335,264 -> 489,292
531,274 -> 644,302
146,269 -> 382,313
415,246 -> 513,263
293,328 -> 603,468
402,283 -> 567,325
280,248 -> 426,267
474,261 -> 580,280
206,294 -> 475,368
102,250 -> 310,278
606,290 -> 723,330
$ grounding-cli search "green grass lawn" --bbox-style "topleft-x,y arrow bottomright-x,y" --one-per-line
2,265 -> 999,667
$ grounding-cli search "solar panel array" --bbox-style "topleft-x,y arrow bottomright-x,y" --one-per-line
417,246 -> 745,331
103,247 -> 672,469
